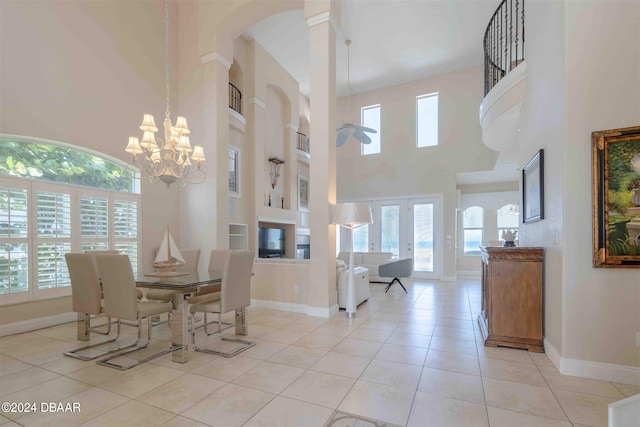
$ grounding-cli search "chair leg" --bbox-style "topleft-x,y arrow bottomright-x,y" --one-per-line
384,278 -> 408,294
64,320 -> 137,361
193,311 -> 254,357
97,314 -> 172,370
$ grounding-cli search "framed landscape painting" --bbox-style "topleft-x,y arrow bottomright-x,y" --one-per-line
592,125 -> 640,268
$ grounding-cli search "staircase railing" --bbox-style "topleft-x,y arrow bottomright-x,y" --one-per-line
297,132 -> 310,154
484,0 -> 525,96
229,82 -> 242,114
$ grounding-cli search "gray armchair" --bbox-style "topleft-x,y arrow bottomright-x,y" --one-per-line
378,258 -> 413,294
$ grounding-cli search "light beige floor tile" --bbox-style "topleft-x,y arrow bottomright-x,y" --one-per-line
338,380 -> 414,426
432,325 -> 476,340
357,319 -> 400,331
538,365 -> 625,399
137,373 -> 226,414
181,383 -> 274,427
314,323 -> 359,338
80,400 -> 175,427
429,336 -> 477,356
438,310 -> 473,321
347,326 -> 393,343
529,351 -> 555,367
100,363 -> 185,399
553,388 -> 617,427
160,416 -> 210,427
360,359 -> 422,391
487,406 -> 573,427
311,351 -> 372,378
331,338 -> 383,358
151,348 -> 221,372
14,387 -> 129,427
12,340 -> 73,366
407,392 -> 489,427
394,322 -> 435,335
479,357 -> 547,386
476,344 -> 534,364
613,382 -> 640,397
267,345 -> 326,369
1,376 -> 91,421
424,349 -> 480,375
0,356 -> 32,377
280,370 -> 356,409
232,361 -> 304,394
259,329 -> 308,345
244,396 -> 333,427
375,343 -> 427,366
386,331 -> 431,349
0,335 -> 65,359
418,367 -> 485,404
483,377 -> 568,421
38,354 -> 94,375
292,332 -> 344,351
66,363 -> 127,386
436,317 -> 475,330
235,339 -> 287,360
190,354 -> 261,382
0,366 -> 59,398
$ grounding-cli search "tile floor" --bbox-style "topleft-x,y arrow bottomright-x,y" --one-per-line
1,278 -> 638,427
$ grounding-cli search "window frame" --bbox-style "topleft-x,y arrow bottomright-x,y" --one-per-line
416,92 -> 439,148
229,146 -> 241,198
462,206 -> 484,256
361,104 -> 381,156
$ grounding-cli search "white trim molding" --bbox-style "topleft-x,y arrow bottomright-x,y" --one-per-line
0,312 -> 76,337
248,97 -> 266,109
229,108 -> 246,132
306,10 -> 340,33
285,123 -> 299,132
200,51 -> 232,70
544,338 -> 640,386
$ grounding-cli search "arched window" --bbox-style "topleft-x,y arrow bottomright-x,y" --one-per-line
0,135 -> 140,305
463,206 -> 484,255
497,204 -> 519,241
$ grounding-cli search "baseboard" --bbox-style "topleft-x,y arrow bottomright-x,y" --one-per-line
457,270 -> 481,277
250,299 -> 337,318
0,312 -> 76,337
544,338 -> 640,386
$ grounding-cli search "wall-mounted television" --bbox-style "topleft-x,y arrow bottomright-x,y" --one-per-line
258,227 -> 285,258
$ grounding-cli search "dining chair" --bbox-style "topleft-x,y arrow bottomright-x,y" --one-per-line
63,253 -> 132,360
95,254 -> 173,370
189,250 -> 255,357
146,248 -> 201,306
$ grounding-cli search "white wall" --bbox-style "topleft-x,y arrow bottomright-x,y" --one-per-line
522,0 -> 640,373
336,66 -> 498,279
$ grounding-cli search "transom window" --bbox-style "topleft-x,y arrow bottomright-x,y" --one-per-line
361,104 -> 381,155
0,136 -> 140,305
463,206 -> 483,255
416,92 -> 438,147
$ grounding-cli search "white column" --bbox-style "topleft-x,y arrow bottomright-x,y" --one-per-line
306,2 -> 339,315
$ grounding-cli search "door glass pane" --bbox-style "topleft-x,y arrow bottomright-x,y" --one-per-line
413,203 -> 433,272
352,226 -> 369,252
381,205 -> 400,258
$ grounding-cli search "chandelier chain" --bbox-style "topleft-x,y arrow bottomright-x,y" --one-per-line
165,0 -> 170,120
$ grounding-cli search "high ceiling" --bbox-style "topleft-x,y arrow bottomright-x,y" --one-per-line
243,0 -> 500,98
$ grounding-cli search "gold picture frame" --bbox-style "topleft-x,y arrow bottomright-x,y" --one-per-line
592,125 -> 640,268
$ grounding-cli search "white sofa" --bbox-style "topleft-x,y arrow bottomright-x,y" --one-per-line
336,260 -> 370,309
337,252 -> 394,282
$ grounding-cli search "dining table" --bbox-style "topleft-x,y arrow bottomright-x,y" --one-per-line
135,270 -> 248,363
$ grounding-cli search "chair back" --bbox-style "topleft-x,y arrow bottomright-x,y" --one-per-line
208,249 -> 231,277
84,250 -> 119,283
180,248 -> 200,271
96,254 -> 139,321
65,253 -> 102,315
220,250 -> 254,314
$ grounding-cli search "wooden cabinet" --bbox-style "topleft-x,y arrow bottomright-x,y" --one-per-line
478,246 -> 544,352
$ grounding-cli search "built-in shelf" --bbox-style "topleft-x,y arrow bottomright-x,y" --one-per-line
229,223 -> 248,250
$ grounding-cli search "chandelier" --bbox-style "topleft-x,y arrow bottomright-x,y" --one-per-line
124,0 -> 205,188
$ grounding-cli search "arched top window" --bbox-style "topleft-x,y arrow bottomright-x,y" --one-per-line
0,135 -> 138,193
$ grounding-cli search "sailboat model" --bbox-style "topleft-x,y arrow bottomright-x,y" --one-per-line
153,226 -> 186,275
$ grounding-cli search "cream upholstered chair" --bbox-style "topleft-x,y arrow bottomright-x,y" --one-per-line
146,248 -> 201,306
63,253 -> 130,360
189,250 -> 255,357
84,250 -> 144,300
95,254 -> 173,370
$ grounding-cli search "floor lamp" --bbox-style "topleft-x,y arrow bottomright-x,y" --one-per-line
333,202 -> 373,318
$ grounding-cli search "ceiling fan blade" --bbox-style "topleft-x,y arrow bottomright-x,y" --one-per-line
357,125 -> 378,134
336,131 -> 349,147
353,130 -> 372,144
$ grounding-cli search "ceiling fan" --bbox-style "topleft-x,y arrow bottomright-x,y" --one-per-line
336,39 -> 377,147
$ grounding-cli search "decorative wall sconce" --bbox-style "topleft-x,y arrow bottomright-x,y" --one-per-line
268,157 -> 284,189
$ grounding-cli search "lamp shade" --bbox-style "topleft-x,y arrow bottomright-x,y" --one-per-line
333,202 -> 373,229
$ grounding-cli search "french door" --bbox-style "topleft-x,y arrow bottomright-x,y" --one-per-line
365,196 -> 442,279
